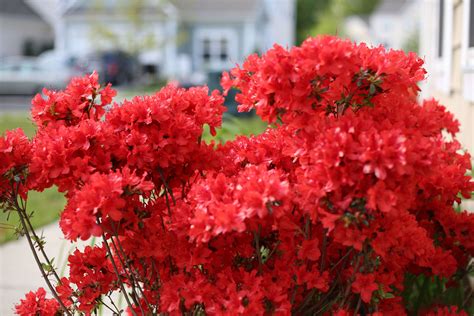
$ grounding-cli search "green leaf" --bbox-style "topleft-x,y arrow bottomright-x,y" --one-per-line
369,83 -> 376,95
41,262 -> 52,272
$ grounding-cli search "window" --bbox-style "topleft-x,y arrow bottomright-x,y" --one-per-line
433,0 -> 453,94
194,28 -> 237,71
202,39 -> 211,62
199,37 -> 229,65
220,39 -> 228,61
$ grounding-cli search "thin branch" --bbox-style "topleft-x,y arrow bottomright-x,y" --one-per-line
353,296 -> 362,316
98,297 -> 120,315
339,253 -> 362,308
16,203 -> 72,315
109,234 -> 146,314
253,225 -> 263,275
101,231 -> 137,316
110,221 -> 153,309
157,167 -> 176,216
320,229 -> 328,272
12,183 -> 62,284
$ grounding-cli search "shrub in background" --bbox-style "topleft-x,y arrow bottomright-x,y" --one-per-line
2,36 -> 473,315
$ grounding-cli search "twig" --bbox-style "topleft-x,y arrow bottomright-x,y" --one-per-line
158,167 -> 176,216
320,229 -> 328,272
16,203 -> 72,315
109,235 -> 146,315
101,231 -> 137,316
98,297 -> 120,315
353,296 -> 362,316
13,184 -> 62,284
339,253 -> 362,308
253,225 -> 263,274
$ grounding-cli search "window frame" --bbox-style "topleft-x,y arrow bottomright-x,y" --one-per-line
461,0 -> 474,101
193,27 -> 237,72
434,0 -> 453,94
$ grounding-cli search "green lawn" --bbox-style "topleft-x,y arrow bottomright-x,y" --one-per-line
0,111 -> 266,244
0,113 -> 66,243
0,112 -> 36,137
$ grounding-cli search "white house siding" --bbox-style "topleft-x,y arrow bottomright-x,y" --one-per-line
63,16 -> 166,57
0,15 -> 53,57
419,0 -> 474,214
261,0 -> 295,51
188,23 -> 244,72
20,0 -> 295,78
420,0 -> 474,160
368,0 -> 420,50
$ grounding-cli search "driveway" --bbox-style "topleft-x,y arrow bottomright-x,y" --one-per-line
0,223 -> 79,315
0,95 -> 32,112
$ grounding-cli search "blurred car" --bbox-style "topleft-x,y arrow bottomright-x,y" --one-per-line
79,51 -> 141,86
0,52 -> 81,95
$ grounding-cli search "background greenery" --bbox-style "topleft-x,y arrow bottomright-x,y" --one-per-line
296,0 -> 380,44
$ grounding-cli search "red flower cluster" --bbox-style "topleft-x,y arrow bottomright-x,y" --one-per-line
56,246 -> 117,312
4,36 -> 473,315
0,129 -> 31,199
31,72 -> 115,127
15,288 -> 59,316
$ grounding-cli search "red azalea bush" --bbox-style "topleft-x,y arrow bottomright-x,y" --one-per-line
2,36 -> 474,315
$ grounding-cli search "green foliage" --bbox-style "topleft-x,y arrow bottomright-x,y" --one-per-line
116,80 -> 167,101
403,272 -> 474,315
203,115 -> 268,144
296,0 -> 331,44
297,0 -> 380,37
342,0 -> 380,16
403,30 -> 420,54
0,113 -> 36,138
90,0 -> 159,54
0,187 -> 66,244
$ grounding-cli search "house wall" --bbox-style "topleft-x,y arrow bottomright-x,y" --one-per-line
0,14 -> 53,57
41,0 -> 294,79
420,0 -> 474,210
420,0 -> 474,158
179,22 -> 247,73
261,0 -> 295,51
369,1 -> 420,50
62,16 -> 165,58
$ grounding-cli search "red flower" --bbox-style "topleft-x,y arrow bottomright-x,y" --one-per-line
352,273 -> 379,303
298,238 -> 321,261
15,287 -> 59,316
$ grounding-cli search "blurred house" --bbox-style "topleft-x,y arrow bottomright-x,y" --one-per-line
344,0 -> 420,51
419,0 -> 474,160
0,0 -> 54,57
15,0 -> 295,80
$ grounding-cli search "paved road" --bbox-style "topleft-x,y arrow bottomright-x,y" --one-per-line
0,223 -> 67,315
0,223 -> 95,315
0,95 -> 33,112
0,221 -> 127,315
